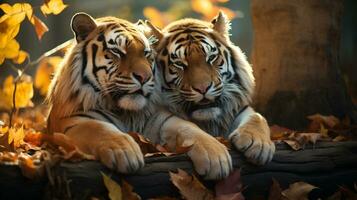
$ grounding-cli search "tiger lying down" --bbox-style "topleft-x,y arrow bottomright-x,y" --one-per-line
47,12 -> 274,180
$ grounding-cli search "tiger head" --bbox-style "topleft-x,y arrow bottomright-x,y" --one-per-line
149,12 -> 255,122
48,13 -> 157,118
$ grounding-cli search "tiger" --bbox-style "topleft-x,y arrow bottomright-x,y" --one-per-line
147,11 -> 275,168
47,12 -> 232,179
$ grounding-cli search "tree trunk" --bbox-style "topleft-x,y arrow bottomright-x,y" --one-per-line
1,142 -> 357,199
251,0 -> 356,129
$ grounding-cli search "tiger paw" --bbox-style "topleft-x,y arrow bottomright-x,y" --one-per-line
230,113 -> 275,165
95,133 -> 144,173
187,134 -> 232,180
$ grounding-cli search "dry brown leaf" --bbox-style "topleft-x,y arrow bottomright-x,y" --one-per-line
215,169 -> 245,200
270,125 -> 294,140
170,169 -> 214,200
282,182 -> 317,200
18,151 -> 44,179
295,133 -> 326,146
284,140 -> 302,151
31,15 -> 49,40
268,178 -> 287,200
121,181 -> 141,200
307,114 -> 340,132
128,131 -> 158,154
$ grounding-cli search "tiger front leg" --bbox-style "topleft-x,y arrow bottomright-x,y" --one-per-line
161,116 -> 232,180
229,107 -> 275,165
60,119 -> 144,173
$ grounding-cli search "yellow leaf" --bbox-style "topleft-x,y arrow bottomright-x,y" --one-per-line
0,3 -> 32,25
0,24 -> 20,49
40,0 -> 67,15
35,56 -> 62,95
0,39 -> 20,64
101,172 -> 122,200
30,15 -> 49,40
8,125 -> 25,148
0,75 -> 34,110
143,7 -> 165,28
170,169 -> 214,200
12,50 -> 28,64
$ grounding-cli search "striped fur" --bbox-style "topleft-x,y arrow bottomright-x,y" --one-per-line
154,16 -> 254,136
151,12 -> 275,166
47,15 -> 158,134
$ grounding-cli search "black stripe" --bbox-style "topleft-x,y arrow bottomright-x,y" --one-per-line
63,124 -> 78,134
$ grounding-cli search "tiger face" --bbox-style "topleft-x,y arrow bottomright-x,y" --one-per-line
71,13 -> 155,111
150,12 -> 255,122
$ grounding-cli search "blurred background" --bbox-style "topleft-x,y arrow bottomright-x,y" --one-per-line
0,0 -> 356,104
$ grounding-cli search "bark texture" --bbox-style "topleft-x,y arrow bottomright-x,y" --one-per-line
0,142 -> 357,199
251,0 -> 356,129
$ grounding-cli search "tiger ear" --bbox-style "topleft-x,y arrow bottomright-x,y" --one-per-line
71,12 -> 97,42
145,20 -> 163,42
211,11 -> 231,37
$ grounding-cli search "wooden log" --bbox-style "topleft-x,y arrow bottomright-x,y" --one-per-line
1,141 -> 357,199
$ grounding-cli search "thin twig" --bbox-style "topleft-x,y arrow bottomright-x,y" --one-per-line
8,40 -> 72,127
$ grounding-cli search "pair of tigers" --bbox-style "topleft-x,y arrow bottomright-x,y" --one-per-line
47,11 -> 275,180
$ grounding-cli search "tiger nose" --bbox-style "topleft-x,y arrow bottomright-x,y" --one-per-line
133,72 -> 150,84
193,83 -> 211,94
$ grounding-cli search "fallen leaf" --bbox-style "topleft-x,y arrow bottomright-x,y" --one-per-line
270,125 -> 294,140
295,133 -> 326,147
332,135 -> 347,142
8,125 -> 25,148
24,131 -> 43,147
18,151 -> 46,179
121,181 -> 141,200
284,140 -> 302,151
30,15 -> 49,40
102,172 -> 122,200
282,182 -> 317,200
215,169 -> 245,200
40,0 -> 67,15
128,131 -> 158,154
268,178 -> 287,200
307,114 -> 340,132
170,169 -> 214,200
